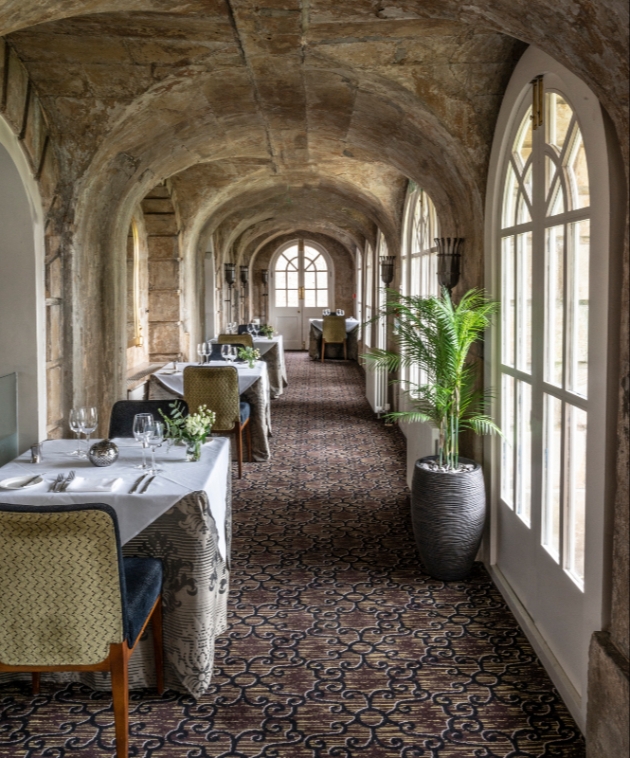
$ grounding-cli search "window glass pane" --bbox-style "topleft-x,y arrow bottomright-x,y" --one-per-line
275,253 -> 288,271
516,380 -> 532,525
516,232 -> 532,374
548,177 -> 566,216
304,246 -> 317,262
501,374 -> 515,508
287,271 -> 298,289
276,290 -> 286,308
522,162 -> 533,204
517,191 -> 532,225
501,236 -> 515,367
317,271 -> 328,289
543,394 -> 563,561
304,289 -> 316,307
304,271 -> 315,288
287,289 -> 299,307
276,271 -> 286,289
546,92 -> 573,152
568,129 -> 590,209
545,155 -> 557,195
545,225 -> 564,386
566,404 -> 587,586
514,107 -> 533,166
502,162 -> 519,228
568,220 -> 590,397
317,289 -> 328,308
411,255 -> 421,298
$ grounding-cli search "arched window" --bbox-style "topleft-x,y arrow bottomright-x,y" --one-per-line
488,48 -> 612,724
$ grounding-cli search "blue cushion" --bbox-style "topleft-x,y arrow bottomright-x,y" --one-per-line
240,402 -> 250,424
123,557 -> 163,647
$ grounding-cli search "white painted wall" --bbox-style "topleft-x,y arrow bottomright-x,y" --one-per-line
0,118 -> 46,449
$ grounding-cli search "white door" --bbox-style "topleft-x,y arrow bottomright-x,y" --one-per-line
489,53 -> 611,724
270,241 -> 332,350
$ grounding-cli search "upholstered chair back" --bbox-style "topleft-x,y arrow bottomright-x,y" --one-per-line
183,366 -> 240,432
217,333 -> 254,349
0,504 -> 126,667
237,324 -> 267,334
109,399 -> 189,438
322,315 -> 347,343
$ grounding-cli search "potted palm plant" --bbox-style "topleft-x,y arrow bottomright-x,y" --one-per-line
365,288 -> 501,581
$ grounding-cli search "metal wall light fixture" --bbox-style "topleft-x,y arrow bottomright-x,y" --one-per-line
380,255 -> 396,286
260,269 -> 269,324
224,262 -> 236,324
435,237 -> 463,296
240,266 -> 249,322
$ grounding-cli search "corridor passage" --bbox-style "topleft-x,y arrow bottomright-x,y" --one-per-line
0,354 -> 584,757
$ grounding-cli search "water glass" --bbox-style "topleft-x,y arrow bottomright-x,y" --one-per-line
197,343 -> 205,364
201,342 -> 210,363
81,407 -> 98,452
148,420 -> 164,474
69,407 -> 86,457
132,413 -> 155,469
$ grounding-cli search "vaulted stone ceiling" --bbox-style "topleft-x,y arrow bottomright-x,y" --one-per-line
2,0 -> 627,265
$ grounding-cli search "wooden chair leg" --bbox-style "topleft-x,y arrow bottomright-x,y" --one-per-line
32,672 -> 41,695
321,338 -> 325,362
246,420 -> 252,462
151,598 -> 164,695
110,642 -> 130,758
236,426 -> 243,479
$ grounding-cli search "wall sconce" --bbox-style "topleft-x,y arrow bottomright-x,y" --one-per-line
435,237 -> 463,296
224,262 -> 236,287
380,255 -> 396,286
260,269 -> 269,324
260,269 -> 269,286
239,266 -> 249,286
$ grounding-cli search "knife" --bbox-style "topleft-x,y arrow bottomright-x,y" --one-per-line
139,475 -> 156,494
129,473 -> 148,494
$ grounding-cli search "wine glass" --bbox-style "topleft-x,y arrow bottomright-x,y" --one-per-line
230,345 -> 239,364
69,407 -> 86,457
221,344 -> 231,362
147,420 -> 164,474
132,413 -> 155,469
197,343 -> 205,365
80,407 -> 98,453
201,342 -> 210,364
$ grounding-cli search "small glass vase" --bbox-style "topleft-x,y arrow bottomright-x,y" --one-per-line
186,439 -> 202,462
248,359 -> 256,368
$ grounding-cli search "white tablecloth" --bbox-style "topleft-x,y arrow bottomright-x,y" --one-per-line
154,360 -> 268,399
0,437 -> 231,561
310,317 -> 360,333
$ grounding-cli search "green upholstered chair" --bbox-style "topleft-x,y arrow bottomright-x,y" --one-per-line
217,332 -> 254,349
321,315 -> 348,361
183,365 -> 252,478
0,503 -> 164,757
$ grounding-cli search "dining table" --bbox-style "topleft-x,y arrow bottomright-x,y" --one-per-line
212,335 -> 287,398
308,317 -> 361,361
0,436 -> 232,698
150,360 -> 272,461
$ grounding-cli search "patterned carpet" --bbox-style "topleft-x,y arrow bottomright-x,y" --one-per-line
0,353 -> 585,757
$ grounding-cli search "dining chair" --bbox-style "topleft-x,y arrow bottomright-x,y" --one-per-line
183,366 -> 252,478
237,324 -> 267,334
0,503 -> 164,757
321,315 -> 348,361
217,333 -> 254,349
209,343 -> 246,361
108,399 -> 189,438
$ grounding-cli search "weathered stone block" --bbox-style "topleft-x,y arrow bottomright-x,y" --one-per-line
142,198 -> 174,214
148,235 -> 179,259
46,255 -> 62,299
149,322 -> 180,354
46,363 -> 63,428
149,290 -> 180,322
149,260 -> 180,290
4,47 -> 29,134
587,632 -> 629,758
46,304 -> 62,363
21,89 -> 46,171
144,214 -> 178,235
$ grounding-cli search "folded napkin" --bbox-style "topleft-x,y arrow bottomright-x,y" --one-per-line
66,476 -> 123,493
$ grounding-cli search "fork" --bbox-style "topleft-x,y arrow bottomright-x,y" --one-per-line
60,471 -> 76,492
50,473 -> 64,492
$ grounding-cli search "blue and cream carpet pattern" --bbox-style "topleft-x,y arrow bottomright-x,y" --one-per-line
0,353 -> 585,756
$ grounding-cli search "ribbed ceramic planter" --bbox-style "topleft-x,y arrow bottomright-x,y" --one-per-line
411,455 -> 486,581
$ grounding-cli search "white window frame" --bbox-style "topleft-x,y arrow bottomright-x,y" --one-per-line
484,46 -> 612,728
